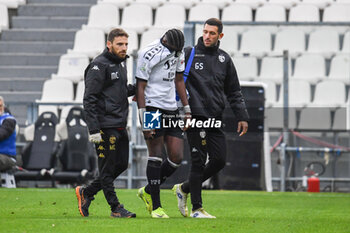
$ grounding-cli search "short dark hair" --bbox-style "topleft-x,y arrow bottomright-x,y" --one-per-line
204,18 -> 223,34
107,28 -> 129,42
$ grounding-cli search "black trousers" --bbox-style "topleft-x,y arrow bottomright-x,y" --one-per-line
84,128 -> 129,211
187,127 -> 226,209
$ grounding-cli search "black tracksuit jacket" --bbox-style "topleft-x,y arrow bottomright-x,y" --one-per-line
185,37 -> 249,122
83,48 -> 135,134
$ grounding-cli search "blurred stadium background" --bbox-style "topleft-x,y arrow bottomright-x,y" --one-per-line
0,0 -> 349,193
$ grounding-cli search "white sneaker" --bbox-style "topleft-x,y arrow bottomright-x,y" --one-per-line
172,184 -> 188,217
190,208 -> 216,219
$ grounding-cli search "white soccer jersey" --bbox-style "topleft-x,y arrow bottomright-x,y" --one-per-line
136,39 -> 185,111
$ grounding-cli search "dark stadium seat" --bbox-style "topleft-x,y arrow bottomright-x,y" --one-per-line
15,112 -> 59,181
53,107 -> 96,184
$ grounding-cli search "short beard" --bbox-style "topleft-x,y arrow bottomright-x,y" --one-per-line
111,48 -> 126,59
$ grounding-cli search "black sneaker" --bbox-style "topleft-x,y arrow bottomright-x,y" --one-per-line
111,204 -> 136,218
75,186 -> 94,217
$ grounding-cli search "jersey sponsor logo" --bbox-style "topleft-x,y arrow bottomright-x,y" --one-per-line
164,60 -> 170,70
218,54 -> 225,63
163,59 -> 177,70
144,45 -> 163,61
91,65 -> 100,71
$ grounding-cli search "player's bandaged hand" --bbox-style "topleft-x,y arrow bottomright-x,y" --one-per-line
89,132 -> 102,143
138,107 -> 146,127
183,105 -> 192,131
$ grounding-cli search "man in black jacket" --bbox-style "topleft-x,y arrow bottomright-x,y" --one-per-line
75,28 -> 136,218
0,96 -> 17,172
173,18 -> 249,218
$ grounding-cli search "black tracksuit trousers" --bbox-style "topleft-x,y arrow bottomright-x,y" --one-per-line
84,128 -> 129,212
183,127 -> 227,210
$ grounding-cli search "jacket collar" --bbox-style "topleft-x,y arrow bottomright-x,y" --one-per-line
103,48 -> 128,64
197,37 -> 220,54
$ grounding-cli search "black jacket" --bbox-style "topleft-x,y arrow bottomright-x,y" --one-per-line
185,37 -> 249,121
83,48 -> 135,134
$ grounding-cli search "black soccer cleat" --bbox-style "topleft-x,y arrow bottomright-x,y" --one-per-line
110,204 -> 136,218
75,186 -> 93,217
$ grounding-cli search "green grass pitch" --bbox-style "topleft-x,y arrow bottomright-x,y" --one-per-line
0,188 -> 349,233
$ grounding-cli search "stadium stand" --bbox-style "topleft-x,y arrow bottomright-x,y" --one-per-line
221,4 -> 253,22
82,3 -> 119,33
188,4 -> 220,22
97,0 -> 131,8
0,0 -> 349,190
267,0 -> 297,9
307,28 -> 340,59
258,57 -> 284,84
15,112 -> 60,182
234,0 -> 264,9
288,3 -> 321,33
239,29 -> 272,57
127,29 -> 139,53
311,80 -> 347,108
219,26 -> 239,55
167,0 -> 200,9
140,28 -> 166,49
0,0 -> 25,9
0,3 -> 9,33
68,28 -> 105,58
201,0 -> 231,9
261,80 -> 277,107
277,80 -> 312,108
328,54 -> 350,84
53,107 -> 96,184
120,3 -> 152,34
51,53 -> 90,84
297,108 -> 332,130
37,79 -> 74,117
255,4 -> 286,22
134,0 -> 166,9
74,81 -> 85,103
302,0 -> 332,9
232,56 -> 258,81
0,0 -> 96,125
265,108 -> 297,129
272,28 -> 306,58
333,108 -> 347,130
342,30 -> 350,53
153,3 -> 186,30
289,4 -> 320,22
323,3 -> 350,22
291,54 -> 326,84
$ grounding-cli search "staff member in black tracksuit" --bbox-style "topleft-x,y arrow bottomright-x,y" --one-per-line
173,18 -> 249,218
75,28 -> 136,218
